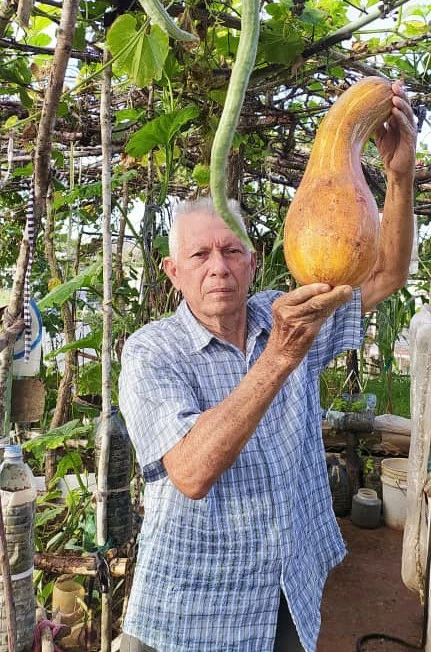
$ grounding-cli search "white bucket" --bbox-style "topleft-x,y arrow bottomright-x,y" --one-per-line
381,457 -> 408,531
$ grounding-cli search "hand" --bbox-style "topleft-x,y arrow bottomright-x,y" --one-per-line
267,284 -> 353,370
374,79 -> 417,177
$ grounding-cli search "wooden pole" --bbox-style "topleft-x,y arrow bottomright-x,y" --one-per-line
97,46 -> 113,652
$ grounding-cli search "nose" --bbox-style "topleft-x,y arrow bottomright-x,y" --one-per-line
208,250 -> 229,275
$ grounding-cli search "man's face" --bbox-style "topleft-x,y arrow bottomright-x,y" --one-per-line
163,212 -> 256,325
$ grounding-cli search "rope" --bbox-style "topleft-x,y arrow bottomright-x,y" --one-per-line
0,312 -> 24,353
23,176 -> 35,362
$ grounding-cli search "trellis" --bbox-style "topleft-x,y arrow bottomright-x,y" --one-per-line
0,0 -> 429,650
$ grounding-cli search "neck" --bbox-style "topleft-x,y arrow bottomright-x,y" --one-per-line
196,309 -> 248,353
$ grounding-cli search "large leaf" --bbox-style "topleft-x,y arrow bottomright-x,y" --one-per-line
259,25 -> 304,66
23,420 -> 91,458
37,260 -> 102,311
125,105 -> 199,156
44,329 -> 102,360
106,14 -> 169,87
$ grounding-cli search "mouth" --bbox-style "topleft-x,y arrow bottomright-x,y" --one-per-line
207,288 -> 234,295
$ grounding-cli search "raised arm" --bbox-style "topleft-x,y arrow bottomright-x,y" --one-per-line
162,284 -> 352,499
360,80 -> 417,314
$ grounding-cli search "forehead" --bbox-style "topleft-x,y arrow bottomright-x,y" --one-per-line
176,212 -> 243,248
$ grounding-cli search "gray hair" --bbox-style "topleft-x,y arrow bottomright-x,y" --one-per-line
168,197 -> 250,259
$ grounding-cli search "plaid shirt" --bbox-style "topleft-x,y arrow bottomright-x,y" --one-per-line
119,290 -> 362,652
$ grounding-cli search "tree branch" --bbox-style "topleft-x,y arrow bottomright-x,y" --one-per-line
0,37 -> 102,62
0,0 -> 17,39
33,0 -> 80,233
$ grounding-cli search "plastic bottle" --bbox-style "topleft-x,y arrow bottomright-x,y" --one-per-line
351,487 -> 382,529
327,454 -> 351,517
0,444 -> 37,651
95,407 -> 132,547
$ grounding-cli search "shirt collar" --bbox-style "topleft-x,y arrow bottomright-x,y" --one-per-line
176,294 -> 272,354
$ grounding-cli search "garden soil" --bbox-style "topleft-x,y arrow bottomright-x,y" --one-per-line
318,517 -> 424,651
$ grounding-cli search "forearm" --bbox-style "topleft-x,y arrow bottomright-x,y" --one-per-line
162,349 -> 294,499
361,171 -> 414,313
162,284 -> 352,499
381,171 -> 414,281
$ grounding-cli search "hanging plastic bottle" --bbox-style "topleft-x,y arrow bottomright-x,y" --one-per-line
0,444 -> 37,651
95,407 -> 132,547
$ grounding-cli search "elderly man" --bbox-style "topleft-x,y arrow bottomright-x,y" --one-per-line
119,80 -> 416,652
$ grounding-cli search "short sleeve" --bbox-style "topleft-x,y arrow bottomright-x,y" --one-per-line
119,334 -> 201,482
307,288 -> 363,374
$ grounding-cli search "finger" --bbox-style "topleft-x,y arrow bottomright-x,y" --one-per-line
391,80 -> 408,102
391,106 -> 418,142
281,283 -> 332,306
278,285 -> 352,316
306,285 -> 353,317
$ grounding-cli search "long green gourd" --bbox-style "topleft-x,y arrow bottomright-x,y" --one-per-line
138,0 -> 259,248
210,0 -> 259,249
137,0 -> 199,42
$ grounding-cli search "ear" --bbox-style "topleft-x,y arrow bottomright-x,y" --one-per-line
163,257 -> 181,291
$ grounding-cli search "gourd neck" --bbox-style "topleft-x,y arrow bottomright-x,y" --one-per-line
308,113 -> 382,174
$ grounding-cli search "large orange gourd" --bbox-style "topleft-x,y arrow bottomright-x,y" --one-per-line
283,76 -> 393,288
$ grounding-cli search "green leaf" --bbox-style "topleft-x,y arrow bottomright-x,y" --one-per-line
208,90 -> 227,106
115,108 -> 141,123
0,59 -> 31,85
28,33 -> 52,47
153,235 -> 169,256
12,162 -> 33,177
126,105 -> 199,156
300,5 -> 325,25
23,420 -> 91,464
260,26 -> 304,66
192,163 -> 210,187
37,260 -> 102,310
56,101 -> 69,117
55,451 -> 83,481
107,14 -> 169,87
35,506 -> 65,528
45,329 -> 102,360
19,88 -> 33,109
73,24 -> 86,50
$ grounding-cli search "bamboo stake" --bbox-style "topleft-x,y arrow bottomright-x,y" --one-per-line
33,0 -> 80,235
97,46 -> 113,652
0,2 -> 79,649
0,238 -> 30,652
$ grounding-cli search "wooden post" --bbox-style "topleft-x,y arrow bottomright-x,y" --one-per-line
97,46 -> 113,652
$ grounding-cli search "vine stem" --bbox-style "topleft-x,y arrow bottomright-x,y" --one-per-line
304,0 -> 412,57
210,0 -> 259,249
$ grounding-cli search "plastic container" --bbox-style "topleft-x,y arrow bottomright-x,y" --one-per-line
52,575 -> 88,649
52,576 -> 85,626
95,407 -> 132,547
0,444 -> 37,651
351,488 -> 382,529
12,298 -> 43,377
327,454 -> 351,517
381,457 -> 408,531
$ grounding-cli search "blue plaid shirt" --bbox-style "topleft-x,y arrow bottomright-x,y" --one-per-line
119,289 -> 362,652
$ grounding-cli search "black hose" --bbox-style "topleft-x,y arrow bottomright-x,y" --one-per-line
356,514 -> 431,651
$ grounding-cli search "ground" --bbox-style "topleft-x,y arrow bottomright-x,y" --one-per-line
318,518 -> 424,651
